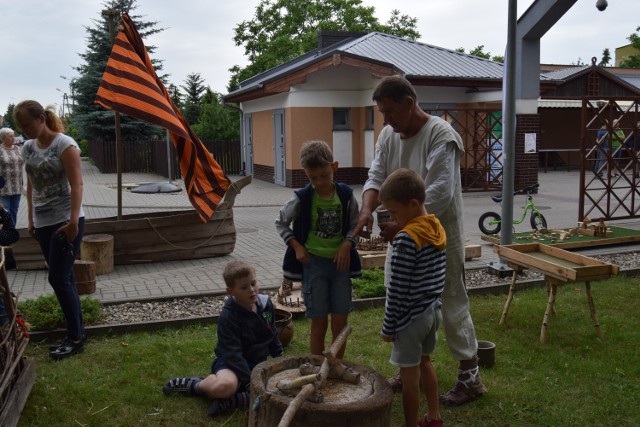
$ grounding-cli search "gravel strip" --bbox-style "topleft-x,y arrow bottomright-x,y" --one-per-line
100,252 -> 639,326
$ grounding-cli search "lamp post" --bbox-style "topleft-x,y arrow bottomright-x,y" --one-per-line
60,75 -> 77,113
55,88 -> 69,119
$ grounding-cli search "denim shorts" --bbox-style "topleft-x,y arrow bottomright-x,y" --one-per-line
390,305 -> 441,368
302,254 -> 352,318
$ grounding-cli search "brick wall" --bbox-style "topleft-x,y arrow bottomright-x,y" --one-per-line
253,164 -> 274,184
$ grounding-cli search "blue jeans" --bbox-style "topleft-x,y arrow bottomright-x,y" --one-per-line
0,194 -> 21,226
34,218 -> 86,341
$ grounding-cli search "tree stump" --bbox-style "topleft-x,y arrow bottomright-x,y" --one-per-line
249,355 -> 392,427
73,260 -> 96,294
81,234 -> 114,275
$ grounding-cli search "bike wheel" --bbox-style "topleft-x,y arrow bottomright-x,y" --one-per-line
530,212 -> 548,230
479,212 -> 501,235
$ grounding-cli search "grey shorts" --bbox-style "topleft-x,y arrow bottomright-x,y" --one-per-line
390,305 -> 441,368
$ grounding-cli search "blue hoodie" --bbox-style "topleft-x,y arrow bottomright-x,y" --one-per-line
212,294 -> 283,386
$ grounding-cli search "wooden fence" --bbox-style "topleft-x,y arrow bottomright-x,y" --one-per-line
88,139 -> 242,179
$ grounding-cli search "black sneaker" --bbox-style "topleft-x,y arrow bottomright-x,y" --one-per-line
49,335 -> 87,351
162,377 -> 202,396
208,398 -> 233,416
49,338 -> 85,360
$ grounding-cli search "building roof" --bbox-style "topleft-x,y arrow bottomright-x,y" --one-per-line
227,32 -> 509,101
540,63 -> 640,93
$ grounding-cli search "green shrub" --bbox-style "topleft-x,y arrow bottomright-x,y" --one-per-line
352,268 -> 385,298
18,294 -> 103,330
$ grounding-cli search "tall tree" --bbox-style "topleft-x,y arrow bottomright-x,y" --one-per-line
167,83 -> 182,109
599,48 -> 611,66
192,88 -> 240,141
2,104 -> 15,131
180,73 -> 207,126
620,26 -> 640,68
229,0 -> 420,91
72,0 -> 165,142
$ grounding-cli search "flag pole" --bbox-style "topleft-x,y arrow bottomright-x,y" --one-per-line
102,9 -> 123,220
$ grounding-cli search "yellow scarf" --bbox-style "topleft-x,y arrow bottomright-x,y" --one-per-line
399,215 -> 446,250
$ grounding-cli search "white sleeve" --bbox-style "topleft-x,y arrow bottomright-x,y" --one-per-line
424,142 -> 457,218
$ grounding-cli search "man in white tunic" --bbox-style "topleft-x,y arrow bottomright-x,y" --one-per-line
355,75 -> 487,406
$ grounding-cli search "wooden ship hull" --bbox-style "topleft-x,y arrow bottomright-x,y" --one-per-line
12,208 -> 236,270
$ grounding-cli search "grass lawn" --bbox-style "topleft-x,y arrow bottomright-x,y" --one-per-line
19,275 -> 640,426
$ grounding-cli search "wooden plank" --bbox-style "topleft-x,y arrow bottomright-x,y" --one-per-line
0,358 -> 36,427
360,254 -> 386,269
495,243 -> 618,281
465,245 -> 482,261
482,226 -> 640,249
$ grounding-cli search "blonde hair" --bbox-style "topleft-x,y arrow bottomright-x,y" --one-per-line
222,260 -> 255,288
379,168 -> 426,205
300,140 -> 333,169
13,100 -> 65,133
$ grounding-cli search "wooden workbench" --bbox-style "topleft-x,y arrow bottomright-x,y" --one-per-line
494,243 -> 619,343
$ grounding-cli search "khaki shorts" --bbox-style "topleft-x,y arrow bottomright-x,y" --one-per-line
390,305 -> 441,368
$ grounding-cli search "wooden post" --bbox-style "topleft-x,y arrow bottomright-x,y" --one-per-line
81,234 -> 114,275
585,281 -> 604,339
499,269 -> 519,325
541,277 -> 561,343
73,260 -> 96,294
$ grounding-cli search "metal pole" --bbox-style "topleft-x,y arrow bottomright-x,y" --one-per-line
102,9 -> 123,220
500,0 -> 517,247
166,130 -> 172,182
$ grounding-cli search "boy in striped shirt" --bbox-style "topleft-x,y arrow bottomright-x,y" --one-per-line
379,168 -> 446,427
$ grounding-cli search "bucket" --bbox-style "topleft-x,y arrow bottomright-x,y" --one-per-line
477,340 -> 496,368
275,308 -> 294,346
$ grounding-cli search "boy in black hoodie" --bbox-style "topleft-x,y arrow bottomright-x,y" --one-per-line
163,260 -> 283,416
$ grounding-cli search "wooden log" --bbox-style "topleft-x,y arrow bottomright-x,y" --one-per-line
81,234 -> 114,275
278,326 -> 352,427
277,374 -> 321,391
73,260 -> 96,294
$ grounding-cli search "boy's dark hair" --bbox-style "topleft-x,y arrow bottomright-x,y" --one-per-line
372,75 -> 418,104
300,140 -> 333,169
379,168 -> 426,205
223,260 -> 255,288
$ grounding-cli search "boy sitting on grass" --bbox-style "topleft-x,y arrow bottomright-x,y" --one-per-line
162,260 -> 283,417
378,168 -> 446,427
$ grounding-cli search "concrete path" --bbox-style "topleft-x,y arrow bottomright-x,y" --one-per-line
8,160 -> 640,304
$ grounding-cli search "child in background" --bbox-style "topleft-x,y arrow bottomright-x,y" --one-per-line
276,140 -> 361,359
379,168 -> 446,427
163,260 -> 283,417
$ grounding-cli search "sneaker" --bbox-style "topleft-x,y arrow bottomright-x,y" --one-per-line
418,417 -> 443,427
49,338 -> 85,360
439,367 -> 487,406
387,372 -> 402,392
49,335 -> 87,352
162,377 -> 202,396
208,398 -> 234,416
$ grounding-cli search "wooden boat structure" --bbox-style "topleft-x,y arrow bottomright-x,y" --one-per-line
12,207 -> 236,270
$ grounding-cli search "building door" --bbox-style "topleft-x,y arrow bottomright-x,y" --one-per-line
273,109 -> 286,186
242,113 -> 253,176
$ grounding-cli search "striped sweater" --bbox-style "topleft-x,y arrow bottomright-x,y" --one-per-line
381,214 -> 446,337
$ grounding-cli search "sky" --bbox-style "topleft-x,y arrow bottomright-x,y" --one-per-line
1,0 -> 638,115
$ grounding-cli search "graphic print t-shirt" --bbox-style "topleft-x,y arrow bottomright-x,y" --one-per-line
305,189 -> 343,259
23,134 -> 84,228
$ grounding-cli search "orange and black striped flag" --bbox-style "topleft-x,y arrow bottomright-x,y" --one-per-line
95,13 -> 230,222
